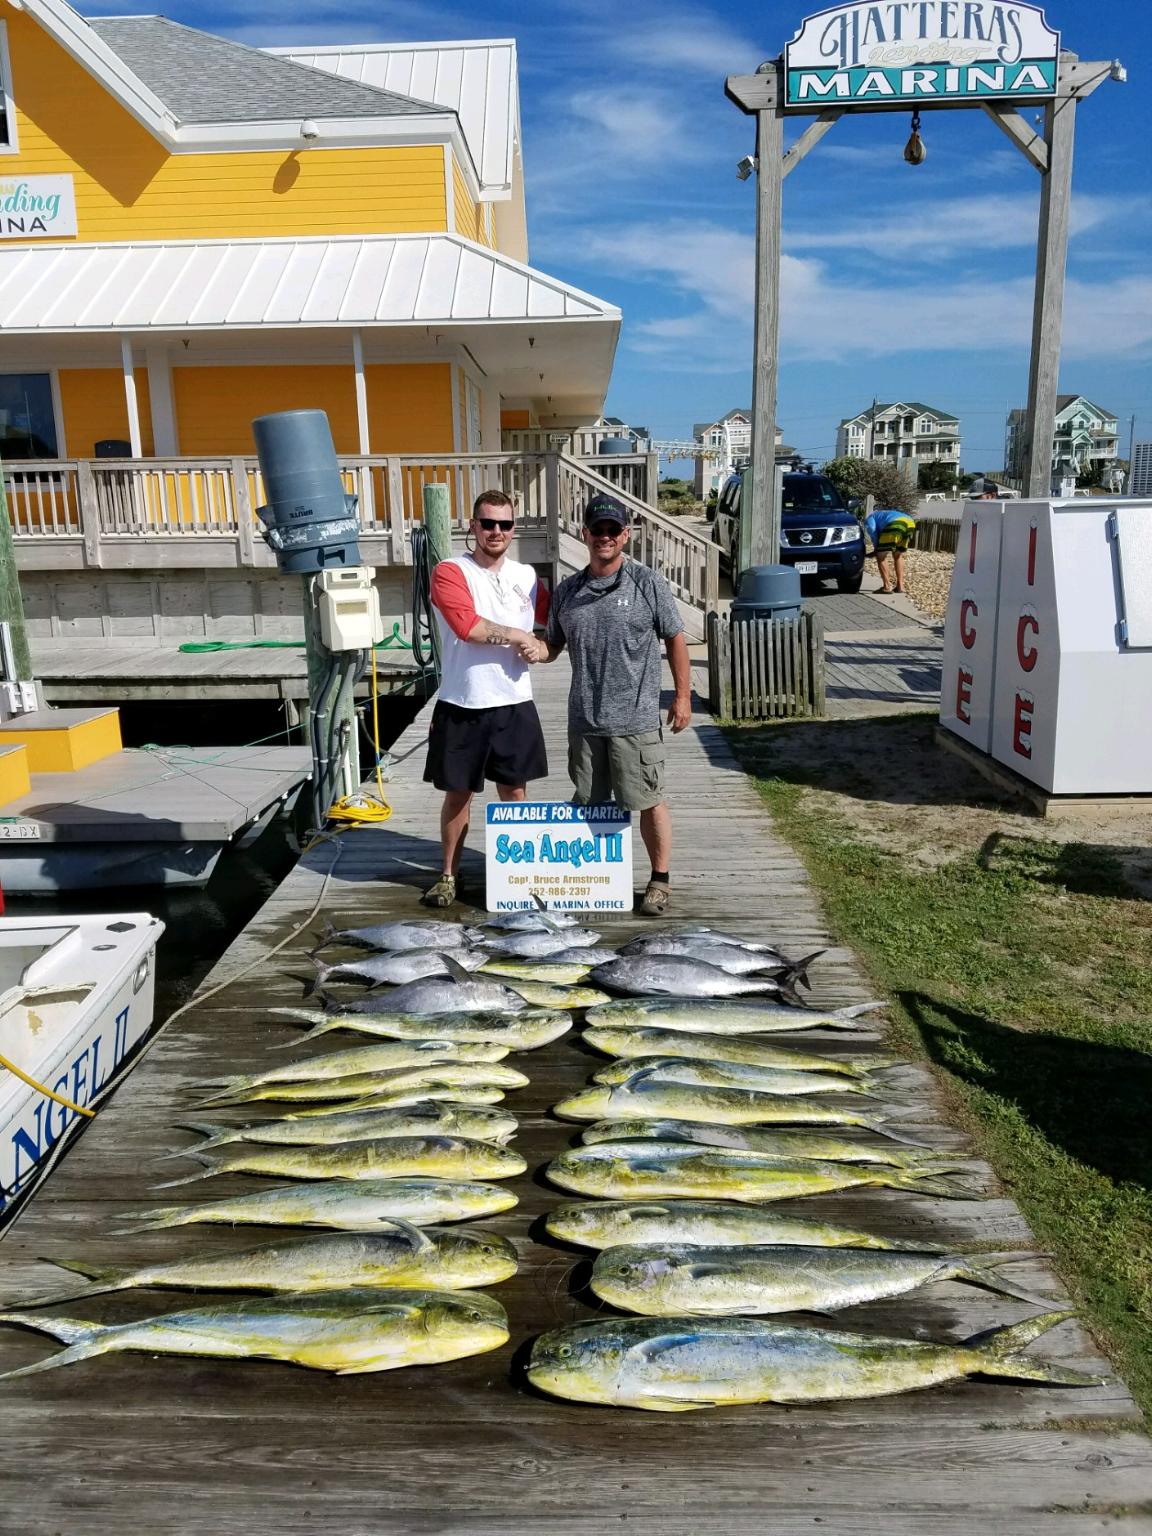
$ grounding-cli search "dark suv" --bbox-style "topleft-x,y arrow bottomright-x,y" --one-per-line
712,469 -> 866,592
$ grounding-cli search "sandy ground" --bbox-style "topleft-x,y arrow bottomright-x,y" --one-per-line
751,712 -> 1152,900
901,549 -> 954,620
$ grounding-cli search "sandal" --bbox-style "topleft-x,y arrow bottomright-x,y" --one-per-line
421,875 -> 457,908
639,881 -> 670,917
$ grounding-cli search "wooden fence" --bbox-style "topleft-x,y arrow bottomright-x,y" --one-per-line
708,610 -> 826,720
914,517 -> 961,554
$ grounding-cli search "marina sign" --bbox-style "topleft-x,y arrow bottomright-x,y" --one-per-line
785,1 -> 1060,106
485,801 -> 633,913
0,174 -> 77,239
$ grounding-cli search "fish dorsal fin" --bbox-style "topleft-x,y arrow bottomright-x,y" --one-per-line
441,956 -> 473,983
376,1218 -> 434,1254
531,891 -> 565,933
615,1065 -> 665,1090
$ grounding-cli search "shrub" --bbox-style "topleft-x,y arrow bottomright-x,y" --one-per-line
820,456 -> 918,514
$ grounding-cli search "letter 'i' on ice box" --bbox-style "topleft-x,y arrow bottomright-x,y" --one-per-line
1013,694 -> 1034,759
956,668 -> 973,726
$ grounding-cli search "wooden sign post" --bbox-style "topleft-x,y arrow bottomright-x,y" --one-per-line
726,3 -> 1124,553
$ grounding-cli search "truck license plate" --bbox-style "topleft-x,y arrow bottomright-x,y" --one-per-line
0,822 -> 41,840
794,561 -> 818,575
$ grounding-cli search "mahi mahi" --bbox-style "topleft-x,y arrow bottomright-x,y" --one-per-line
526,1310 -> 1098,1410
545,1141 -> 978,1202
576,1120 -> 963,1170
552,1080 -> 915,1134
545,1199 -> 944,1252
173,1104 -> 519,1153
0,1288 -> 510,1380
197,1065 -> 520,1109
480,959 -> 599,985
202,1040 -> 512,1090
583,998 -> 884,1034
583,1025 -> 889,1076
116,1178 -> 519,1233
591,1243 -> 1051,1316
272,1007 -> 573,1050
20,1226 -> 519,1306
592,1058 -> 877,1097
155,1135 -> 527,1188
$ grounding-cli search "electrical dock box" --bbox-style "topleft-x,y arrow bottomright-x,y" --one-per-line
941,497 -> 1152,794
316,567 -> 384,652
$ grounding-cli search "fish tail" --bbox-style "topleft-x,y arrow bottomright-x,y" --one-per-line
776,949 -> 825,992
0,1338 -> 113,1381
19,1258 -> 133,1307
955,1254 -> 1060,1307
857,1116 -> 935,1148
150,1153 -> 216,1190
267,1007 -> 330,1030
964,1310 -> 1101,1386
170,1122 -> 239,1153
110,1206 -> 192,1234
889,1168 -> 985,1199
826,1002 -> 886,1028
0,1311 -> 103,1345
290,968 -> 323,1000
308,920 -> 339,957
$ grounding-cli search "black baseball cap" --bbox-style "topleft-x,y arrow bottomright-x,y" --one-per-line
583,492 -> 630,529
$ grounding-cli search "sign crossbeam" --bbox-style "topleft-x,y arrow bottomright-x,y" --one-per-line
727,2 -> 1124,560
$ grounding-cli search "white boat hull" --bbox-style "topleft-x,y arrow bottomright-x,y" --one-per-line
0,913 -> 164,1227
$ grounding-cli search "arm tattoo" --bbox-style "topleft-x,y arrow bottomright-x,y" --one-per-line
478,620 -> 512,645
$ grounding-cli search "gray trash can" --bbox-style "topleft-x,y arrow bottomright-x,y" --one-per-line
731,564 -> 802,622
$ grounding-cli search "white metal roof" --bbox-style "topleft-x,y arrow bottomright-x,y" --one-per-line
0,234 -> 616,332
271,41 -> 519,195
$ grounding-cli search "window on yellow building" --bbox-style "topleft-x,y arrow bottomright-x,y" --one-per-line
0,23 -> 15,150
0,376 -> 59,459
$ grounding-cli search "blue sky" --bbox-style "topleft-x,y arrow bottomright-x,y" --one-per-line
81,0 -> 1152,472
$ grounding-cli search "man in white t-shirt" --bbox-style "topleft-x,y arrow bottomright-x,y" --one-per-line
420,489 -> 549,908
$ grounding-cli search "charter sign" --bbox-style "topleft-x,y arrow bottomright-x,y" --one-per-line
785,1 -> 1060,107
485,802 -> 633,913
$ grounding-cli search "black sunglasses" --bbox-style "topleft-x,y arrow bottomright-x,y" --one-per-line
588,522 -> 626,538
477,518 -> 515,532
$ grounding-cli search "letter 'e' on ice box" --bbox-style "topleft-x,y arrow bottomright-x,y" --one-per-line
940,500 -> 1006,752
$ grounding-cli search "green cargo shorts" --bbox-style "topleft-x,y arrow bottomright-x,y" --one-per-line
569,728 -> 666,813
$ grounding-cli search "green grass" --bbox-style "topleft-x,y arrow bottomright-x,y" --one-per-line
726,714 -> 1152,1424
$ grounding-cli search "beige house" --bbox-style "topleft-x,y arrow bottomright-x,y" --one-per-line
837,402 -> 961,469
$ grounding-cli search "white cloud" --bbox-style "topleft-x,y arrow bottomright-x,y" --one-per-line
783,194 -> 1123,260
566,219 -> 1152,367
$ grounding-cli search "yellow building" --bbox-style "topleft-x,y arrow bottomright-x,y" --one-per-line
0,0 -> 620,466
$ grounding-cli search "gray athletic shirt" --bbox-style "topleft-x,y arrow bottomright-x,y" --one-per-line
546,559 -> 684,736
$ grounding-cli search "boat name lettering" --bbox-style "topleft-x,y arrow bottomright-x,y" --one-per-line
493,833 -> 626,869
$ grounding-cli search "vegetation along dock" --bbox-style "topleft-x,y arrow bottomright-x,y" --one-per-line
0,659 -> 1147,1535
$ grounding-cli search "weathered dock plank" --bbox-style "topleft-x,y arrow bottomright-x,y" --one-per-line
0,657 -> 1144,1535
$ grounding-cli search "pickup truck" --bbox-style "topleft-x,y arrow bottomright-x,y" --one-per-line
711,468 -> 867,592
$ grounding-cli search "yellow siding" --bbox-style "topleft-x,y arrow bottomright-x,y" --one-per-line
173,367 -> 360,456
365,364 -> 454,453
452,157 -> 478,242
3,15 -> 448,241
170,363 -> 454,457
59,369 -> 154,458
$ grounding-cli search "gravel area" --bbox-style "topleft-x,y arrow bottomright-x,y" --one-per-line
902,548 -> 954,620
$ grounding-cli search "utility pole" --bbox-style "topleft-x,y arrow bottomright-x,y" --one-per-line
868,396 -> 879,461
0,455 -> 33,681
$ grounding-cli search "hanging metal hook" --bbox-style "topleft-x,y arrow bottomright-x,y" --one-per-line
904,109 -> 926,165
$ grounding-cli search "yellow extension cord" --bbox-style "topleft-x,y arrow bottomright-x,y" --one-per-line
324,644 -> 394,829
0,1051 -> 95,1119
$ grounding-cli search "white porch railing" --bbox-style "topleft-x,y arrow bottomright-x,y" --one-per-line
3,449 -> 718,618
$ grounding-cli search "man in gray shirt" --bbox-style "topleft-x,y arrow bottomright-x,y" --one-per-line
527,492 -> 692,915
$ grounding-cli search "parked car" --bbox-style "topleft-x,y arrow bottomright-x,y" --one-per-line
712,469 -> 866,592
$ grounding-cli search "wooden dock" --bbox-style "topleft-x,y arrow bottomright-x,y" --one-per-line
0,658 -> 1146,1534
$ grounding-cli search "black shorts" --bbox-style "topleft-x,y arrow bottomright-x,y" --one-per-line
423,699 -> 548,793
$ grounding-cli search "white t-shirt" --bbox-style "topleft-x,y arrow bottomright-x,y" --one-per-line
431,554 -> 541,709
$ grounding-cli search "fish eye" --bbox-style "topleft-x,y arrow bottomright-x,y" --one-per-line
557,1343 -> 573,1359
615,1263 -> 633,1277
467,1308 -> 487,1324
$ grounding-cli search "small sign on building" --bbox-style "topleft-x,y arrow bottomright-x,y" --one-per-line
0,175 -> 77,239
785,1 -> 1060,107
485,801 -> 632,913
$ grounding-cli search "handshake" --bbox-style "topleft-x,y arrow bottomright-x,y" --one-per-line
505,629 -> 549,664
